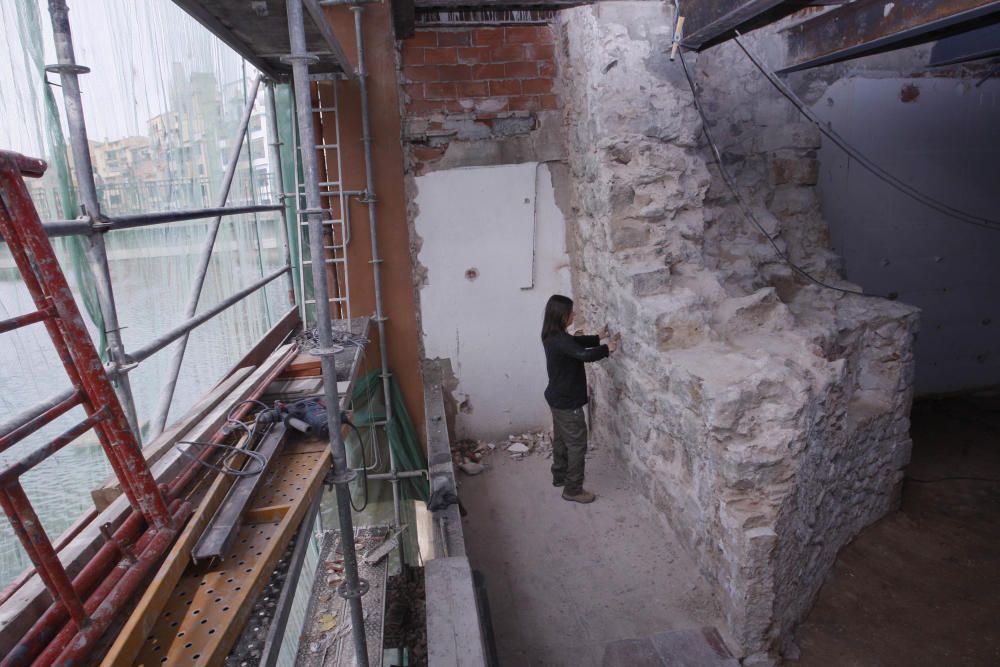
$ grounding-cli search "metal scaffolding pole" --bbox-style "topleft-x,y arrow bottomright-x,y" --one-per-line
39,204 -> 283,238
285,1 -> 369,664
46,0 -> 141,439
352,4 -> 403,552
265,80 -> 297,307
148,74 -> 264,439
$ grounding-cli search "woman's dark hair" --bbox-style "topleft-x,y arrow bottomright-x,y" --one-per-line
541,294 -> 573,341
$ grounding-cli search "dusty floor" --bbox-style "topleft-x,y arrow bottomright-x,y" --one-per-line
459,443 -> 726,667
795,396 -> 1000,667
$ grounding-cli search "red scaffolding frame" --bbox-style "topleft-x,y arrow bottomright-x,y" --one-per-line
0,151 -> 187,664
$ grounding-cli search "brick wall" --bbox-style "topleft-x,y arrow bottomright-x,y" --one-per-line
399,25 -> 559,172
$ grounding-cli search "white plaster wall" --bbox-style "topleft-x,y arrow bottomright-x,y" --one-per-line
813,77 -> 1000,395
416,162 -> 572,440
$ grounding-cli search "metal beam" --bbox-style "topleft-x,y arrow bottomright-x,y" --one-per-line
680,0 -> 787,49
305,0 -> 356,77
782,0 -> 1000,72
38,204 -> 282,238
169,0 -> 285,79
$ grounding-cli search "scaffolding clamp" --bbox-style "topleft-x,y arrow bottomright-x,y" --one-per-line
337,577 -> 370,600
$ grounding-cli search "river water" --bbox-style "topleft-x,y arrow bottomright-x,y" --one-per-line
0,217 -> 288,585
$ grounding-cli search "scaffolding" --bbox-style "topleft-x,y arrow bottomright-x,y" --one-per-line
0,0 -> 409,663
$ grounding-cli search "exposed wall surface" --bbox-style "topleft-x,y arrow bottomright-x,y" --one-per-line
809,75 -> 1000,395
415,162 -> 571,439
400,26 -> 560,174
557,3 -> 918,660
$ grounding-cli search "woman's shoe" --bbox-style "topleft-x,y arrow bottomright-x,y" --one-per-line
561,489 -> 596,503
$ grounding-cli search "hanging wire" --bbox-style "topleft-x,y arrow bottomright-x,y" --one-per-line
174,439 -> 268,477
730,33 -> 1000,233
678,50 -> 886,299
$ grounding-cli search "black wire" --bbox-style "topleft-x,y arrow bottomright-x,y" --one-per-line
730,34 -> 1000,233
175,440 -> 268,477
678,50 -> 887,300
346,419 -> 369,512
906,476 -> 1000,484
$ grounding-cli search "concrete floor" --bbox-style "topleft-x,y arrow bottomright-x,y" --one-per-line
459,444 -> 726,667
796,396 -> 1000,667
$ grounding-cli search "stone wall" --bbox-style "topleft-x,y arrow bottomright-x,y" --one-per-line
556,2 -> 918,660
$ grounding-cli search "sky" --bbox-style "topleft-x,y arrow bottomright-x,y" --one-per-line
0,0 -> 253,157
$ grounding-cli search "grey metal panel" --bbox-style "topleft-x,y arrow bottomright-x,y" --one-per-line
169,0 -> 353,79
930,21 -> 1000,65
680,0 -> 787,49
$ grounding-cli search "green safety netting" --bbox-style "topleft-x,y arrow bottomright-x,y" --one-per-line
348,369 -> 430,503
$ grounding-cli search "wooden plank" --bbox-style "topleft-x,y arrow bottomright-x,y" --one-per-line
90,366 -> 254,511
681,0 -> 787,49
192,425 -> 289,560
0,344 -> 294,653
782,0 -> 1000,72
98,431 -> 257,667
220,306 -> 299,380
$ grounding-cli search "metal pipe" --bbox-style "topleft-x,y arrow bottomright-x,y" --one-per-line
0,390 -> 81,454
286,1 -> 369,664
366,470 -> 426,481
0,267 -> 287,445
265,81 -> 297,307
37,204 -> 283,238
148,74 -> 264,439
47,0 -> 141,439
129,265 -> 289,364
352,3 -> 403,557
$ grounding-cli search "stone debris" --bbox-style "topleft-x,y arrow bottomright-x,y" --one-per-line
457,461 -> 484,476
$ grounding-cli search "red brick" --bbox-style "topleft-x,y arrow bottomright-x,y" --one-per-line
505,61 -> 538,78
521,78 -> 552,95
505,26 -> 553,44
407,98 -> 446,114
508,95 -> 542,112
424,48 -> 458,65
437,30 -> 471,47
413,145 -> 446,163
425,82 -> 457,99
473,63 -> 505,79
489,79 -> 521,96
490,44 -> 524,63
456,81 -> 489,97
472,28 -> 504,47
403,83 -> 425,100
438,65 -> 473,81
408,31 -> 438,48
457,47 -> 491,65
539,94 -> 559,110
538,60 -> 557,78
525,43 -> 555,61
401,44 -> 425,66
403,66 -> 439,82
444,99 -> 467,113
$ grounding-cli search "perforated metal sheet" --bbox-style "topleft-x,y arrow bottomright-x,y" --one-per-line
135,440 -> 329,666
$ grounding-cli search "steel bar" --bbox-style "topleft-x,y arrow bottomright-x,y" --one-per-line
679,0 -> 786,48
0,307 -> 53,333
0,408 -> 106,485
259,492 -> 322,667
366,470 -> 426,481
265,81 -> 298,306
781,0 -> 1000,72
0,485 -> 88,626
0,390 -> 82,455
303,0 -> 356,74
149,73 -> 264,439
0,151 -> 172,527
6,499 -> 182,667
38,204 -> 283,238
52,508 -> 188,665
287,0 -> 369,664
47,0 -> 142,438
352,4 -> 404,560
129,265 -> 289,364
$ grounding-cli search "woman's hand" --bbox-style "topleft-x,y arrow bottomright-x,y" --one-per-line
598,323 -> 610,339
607,337 -> 619,354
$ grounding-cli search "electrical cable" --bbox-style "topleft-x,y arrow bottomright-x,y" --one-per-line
175,439 -> 268,477
678,50 -> 886,299
906,476 -> 1000,484
730,33 -> 1000,233
346,419 -> 369,512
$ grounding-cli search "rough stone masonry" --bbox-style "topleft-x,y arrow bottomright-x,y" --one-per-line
556,2 -> 918,661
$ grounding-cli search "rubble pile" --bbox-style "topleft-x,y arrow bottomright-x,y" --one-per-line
452,432 -> 553,476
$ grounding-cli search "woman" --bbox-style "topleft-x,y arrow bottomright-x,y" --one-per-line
541,294 -> 617,504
